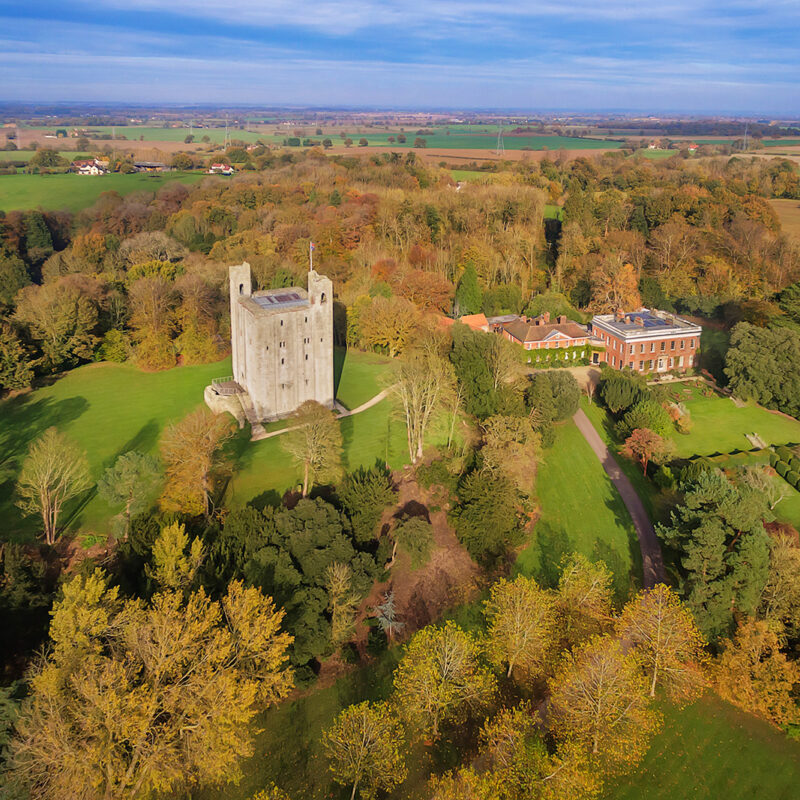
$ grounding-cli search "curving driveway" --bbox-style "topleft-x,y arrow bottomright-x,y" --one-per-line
572,408 -> 665,588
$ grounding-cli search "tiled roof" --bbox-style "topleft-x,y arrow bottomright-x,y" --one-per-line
505,319 -> 588,344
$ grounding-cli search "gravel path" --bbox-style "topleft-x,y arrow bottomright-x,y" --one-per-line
572,408 -> 665,588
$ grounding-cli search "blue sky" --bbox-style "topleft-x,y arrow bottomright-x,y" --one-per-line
0,1 -> 798,112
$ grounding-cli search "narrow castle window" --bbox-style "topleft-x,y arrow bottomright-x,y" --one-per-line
321,292 -> 327,303
239,283 -> 244,295
280,320 -> 284,327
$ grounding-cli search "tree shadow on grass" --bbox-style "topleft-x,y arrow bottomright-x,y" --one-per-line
0,395 -> 90,542
597,494 -> 643,602
333,345 -> 346,400
513,521 -> 570,588
65,418 -> 162,535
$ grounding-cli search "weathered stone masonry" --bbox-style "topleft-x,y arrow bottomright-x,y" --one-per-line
228,262 -> 334,421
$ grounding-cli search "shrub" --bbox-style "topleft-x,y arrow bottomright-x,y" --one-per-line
654,465 -> 676,489
777,445 -> 792,462
675,414 -> 694,434
787,470 -> 800,487
769,452 -> 779,468
790,457 -> 800,474
97,328 -> 132,363
777,461 -> 790,478
547,371 -> 581,421
451,470 -> 521,563
617,399 -> 673,439
393,516 -> 434,569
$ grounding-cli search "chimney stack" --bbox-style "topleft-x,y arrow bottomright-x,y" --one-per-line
557,314 -> 567,324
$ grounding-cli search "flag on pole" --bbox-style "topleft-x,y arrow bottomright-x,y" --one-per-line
309,242 -> 315,251
309,241 -> 315,272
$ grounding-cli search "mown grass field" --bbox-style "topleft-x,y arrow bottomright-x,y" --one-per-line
0,348 -> 395,542
666,384 -> 800,457
515,417 -> 641,599
607,695 -> 800,800
0,171 -> 205,212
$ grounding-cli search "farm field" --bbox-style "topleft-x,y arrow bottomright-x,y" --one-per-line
325,132 -> 624,150
0,150 -> 89,163
770,198 -> 800,240
0,171 -> 206,212
19,125 -> 267,145
515,417 -> 641,599
666,384 -> 800,458
0,348 -> 395,542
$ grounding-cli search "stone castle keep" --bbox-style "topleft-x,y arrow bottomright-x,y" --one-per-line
223,262 -> 334,424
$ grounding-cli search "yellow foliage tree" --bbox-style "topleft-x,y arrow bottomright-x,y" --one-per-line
323,701 -> 407,800
483,576 -> 556,679
7,572 -> 293,800
616,584 -> 707,701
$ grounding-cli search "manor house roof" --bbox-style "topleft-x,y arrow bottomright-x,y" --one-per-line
504,313 -> 588,344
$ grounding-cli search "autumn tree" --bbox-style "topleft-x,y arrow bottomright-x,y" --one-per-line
0,323 -> 34,392
280,400 -> 343,496
617,584 -> 707,700
160,408 -> 235,516
392,335 -> 455,464
14,279 -> 99,371
146,521 -> 205,592
6,572 -> 294,800
481,414 -> 541,498
590,256 -> 641,313
483,576 -> 556,679
128,275 -> 177,370
554,553 -> 614,650
16,428 -> 92,545
548,636 -> 659,770
97,451 -> 161,539
759,533 -> 800,637
325,562 -> 359,648
714,619 -> 800,726
393,621 -> 496,740
323,701 -> 407,800
622,428 -> 673,474
358,295 -> 419,357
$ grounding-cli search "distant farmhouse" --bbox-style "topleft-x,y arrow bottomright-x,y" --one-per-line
209,163 -> 235,175
590,309 -> 701,374
206,263 -> 334,433
72,158 -> 108,175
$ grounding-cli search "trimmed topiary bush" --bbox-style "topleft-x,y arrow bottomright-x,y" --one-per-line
770,452 -> 779,468
777,461 -> 790,478
777,445 -> 792,463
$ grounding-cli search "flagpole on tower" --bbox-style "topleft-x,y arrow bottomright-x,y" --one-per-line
309,241 -> 314,272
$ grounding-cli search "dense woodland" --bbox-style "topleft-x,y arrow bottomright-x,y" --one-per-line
3,150 -> 800,799
2,149 -> 800,392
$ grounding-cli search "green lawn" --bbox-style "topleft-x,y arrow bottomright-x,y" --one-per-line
607,695 -> 800,800
0,171 -> 206,212
666,385 -> 800,458
515,418 -> 641,599
0,348 -> 395,541
333,347 -> 391,410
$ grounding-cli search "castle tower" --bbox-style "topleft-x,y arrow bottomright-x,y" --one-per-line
228,262 -> 334,421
